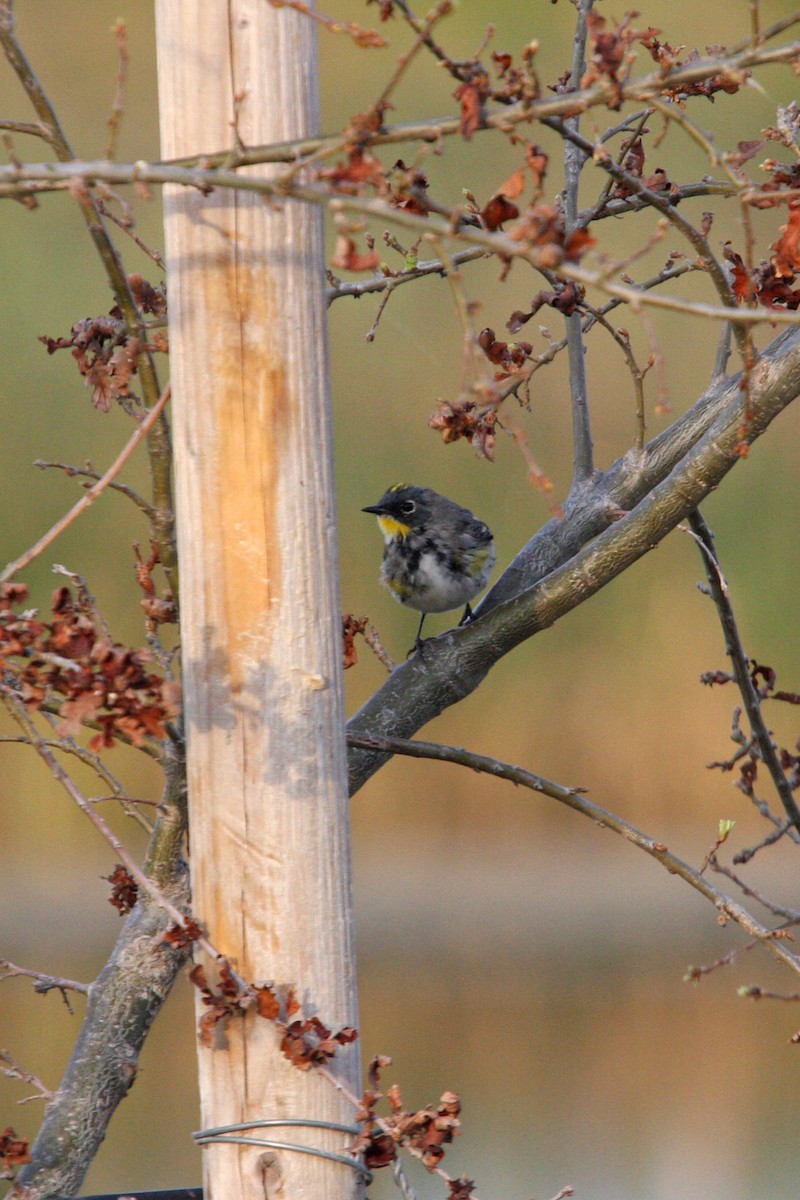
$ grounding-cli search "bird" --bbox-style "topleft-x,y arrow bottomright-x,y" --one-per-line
362,484 -> 496,646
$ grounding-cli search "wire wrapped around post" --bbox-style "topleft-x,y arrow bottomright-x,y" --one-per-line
192,1118 -> 373,1185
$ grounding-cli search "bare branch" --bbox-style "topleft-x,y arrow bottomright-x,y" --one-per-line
0,2 -> 175,586
33,459 -> 158,519
710,857 -> 800,920
740,985 -> 800,1002
0,732 -> 152,833
348,327 -> 800,791
0,1049 -> 54,1103
104,19 -> 128,161
688,509 -> 800,833
152,34 -> 800,170
0,118 -> 52,142
347,732 -> 800,975
0,961 -> 89,997
13,889 -> 190,1195
563,0 -> 595,490
266,0 -> 387,49
0,157 -> 795,333
544,117 -> 746,352
581,304 -> 650,447
1,385 -> 170,583
1,692 -> 197,944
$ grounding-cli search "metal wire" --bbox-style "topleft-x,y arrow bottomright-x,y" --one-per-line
192,1118 -> 372,1183
391,1154 -> 419,1200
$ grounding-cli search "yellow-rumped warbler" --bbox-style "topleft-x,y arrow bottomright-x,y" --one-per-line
362,484 -> 496,644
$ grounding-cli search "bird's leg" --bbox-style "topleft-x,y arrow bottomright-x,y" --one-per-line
407,612 -> 428,659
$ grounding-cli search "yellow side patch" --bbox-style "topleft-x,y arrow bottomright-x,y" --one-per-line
378,515 -> 411,539
466,543 -> 492,576
387,576 -> 413,598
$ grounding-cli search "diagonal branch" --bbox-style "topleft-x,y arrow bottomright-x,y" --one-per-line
348,733 -> 800,974
544,116 -> 747,353
347,326 -> 800,793
0,385 -> 170,584
0,2 -> 176,587
10,719 -> 191,1198
688,509 -> 800,832
150,33 -> 800,171
1,160 -> 797,331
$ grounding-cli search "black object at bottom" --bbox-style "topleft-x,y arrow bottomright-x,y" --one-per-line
57,1190 -> 202,1200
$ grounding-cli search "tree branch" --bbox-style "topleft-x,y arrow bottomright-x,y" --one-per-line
0,961 -> 89,997
0,1 -> 176,591
564,0 -> 595,490
11,730 -> 191,1198
0,385 -> 170,584
149,33 -> 800,171
12,894 -> 191,1197
688,509 -> 800,832
0,160 -> 796,331
544,117 -> 747,353
347,326 -> 800,792
347,733 -> 800,974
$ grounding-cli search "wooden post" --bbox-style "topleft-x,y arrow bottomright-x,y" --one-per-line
155,5 -> 360,1200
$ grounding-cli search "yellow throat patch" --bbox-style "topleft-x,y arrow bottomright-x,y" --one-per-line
377,515 -> 411,540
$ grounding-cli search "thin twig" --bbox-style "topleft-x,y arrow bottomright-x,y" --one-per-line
494,258 -> 697,405
0,6 -> 142,330
728,10 -> 800,52
583,108 -> 653,223
710,856 -> 800,920
0,156 -> 797,329
684,933 -> 778,981
544,117 -> 747,353
0,960 -> 89,995
642,96 -> 760,402
0,118 -> 52,142
431,234 -> 479,365
390,0 -> 478,85
95,196 -> 166,269
564,0 -> 595,489
582,304 -> 650,447
1,691 -> 247,993
346,732 -> 800,975
391,1155 -> 419,1200
1,384 -> 170,583
34,459 -> 158,519
267,0 -> 387,49
152,34 -> 800,171
0,718 -> 154,833
0,959 -> 89,1018
0,1049 -> 54,1103
501,412 -> 563,517
733,820 -> 795,864
740,986 -> 800,1001
104,18 -> 128,162
371,1 -> 452,118
327,245 -> 489,303
688,510 -> 800,833
0,2 -> 176,587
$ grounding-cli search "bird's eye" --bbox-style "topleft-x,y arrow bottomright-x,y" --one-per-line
400,500 -> 416,515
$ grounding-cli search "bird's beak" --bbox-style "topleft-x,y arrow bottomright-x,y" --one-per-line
362,504 -> 384,515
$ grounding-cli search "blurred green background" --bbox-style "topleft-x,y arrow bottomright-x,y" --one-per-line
2,3 -> 800,1199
